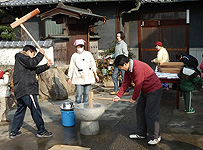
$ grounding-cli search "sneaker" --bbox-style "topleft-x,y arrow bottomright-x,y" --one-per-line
110,91 -> 118,95
186,110 -> 195,114
1,119 -> 10,122
184,107 -> 194,112
129,134 -> 146,139
9,131 -> 22,139
148,136 -> 161,145
36,130 -> 53,138
123,92 -> 130,96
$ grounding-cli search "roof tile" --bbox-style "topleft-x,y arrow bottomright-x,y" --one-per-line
0,40 -> 53,48
0,0 -> 128,7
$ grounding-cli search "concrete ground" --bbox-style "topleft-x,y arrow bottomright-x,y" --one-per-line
0,83 -> 203,150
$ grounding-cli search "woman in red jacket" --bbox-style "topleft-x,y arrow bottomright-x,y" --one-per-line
112,55 -> 162,145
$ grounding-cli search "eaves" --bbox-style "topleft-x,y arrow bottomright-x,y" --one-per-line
141,0 -> 202,3
0,0 -> 133,8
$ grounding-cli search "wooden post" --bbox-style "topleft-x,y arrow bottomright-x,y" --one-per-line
88,91 -> 94,108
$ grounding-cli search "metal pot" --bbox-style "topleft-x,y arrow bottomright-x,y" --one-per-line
60,102 -> 74,111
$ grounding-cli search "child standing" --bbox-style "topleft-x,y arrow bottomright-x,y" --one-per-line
178,67 -> 201,113
0,70 -> 10,123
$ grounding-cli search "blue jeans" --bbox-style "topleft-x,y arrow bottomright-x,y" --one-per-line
112,66 -> 129,92
75,84 -> 91,103
162,83 -> 168,88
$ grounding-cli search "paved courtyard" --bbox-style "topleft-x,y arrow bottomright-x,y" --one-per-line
0,83 -> 202,150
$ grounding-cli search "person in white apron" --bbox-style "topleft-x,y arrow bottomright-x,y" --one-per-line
68,39 -> 99,103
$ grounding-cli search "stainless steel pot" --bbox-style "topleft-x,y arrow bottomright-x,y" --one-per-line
60,102 -> 74,111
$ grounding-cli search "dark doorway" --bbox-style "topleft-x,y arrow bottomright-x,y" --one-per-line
139,11 -> 189,69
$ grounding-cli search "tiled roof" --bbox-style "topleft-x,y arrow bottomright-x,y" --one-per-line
0,40 -> 52,48
141,0 -> 201,3
0,0 -> 128,7
40,2 -> 105,21
0,0 -> 200,7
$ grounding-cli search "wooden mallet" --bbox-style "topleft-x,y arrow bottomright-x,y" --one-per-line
88,91 -> 130,108
10,8 -> 49,60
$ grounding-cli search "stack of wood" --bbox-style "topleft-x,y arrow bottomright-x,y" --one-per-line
158,62 -> 184,73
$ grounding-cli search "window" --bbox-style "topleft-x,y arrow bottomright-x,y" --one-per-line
45,19 -> 63,37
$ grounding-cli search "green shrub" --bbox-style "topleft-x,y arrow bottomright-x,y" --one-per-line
0,25 -> 16,41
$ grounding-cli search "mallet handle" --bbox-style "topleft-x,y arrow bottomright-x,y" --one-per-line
93,97 -> 130,102
18,21 -> 49,60
88,91 -> 94,108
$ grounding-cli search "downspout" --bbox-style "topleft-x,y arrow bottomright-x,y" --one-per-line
119,0 -> 142,31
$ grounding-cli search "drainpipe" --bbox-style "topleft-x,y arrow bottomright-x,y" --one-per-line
119,0 -> 142,31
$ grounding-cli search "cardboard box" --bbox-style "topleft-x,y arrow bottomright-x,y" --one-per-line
158,62 -> 184,73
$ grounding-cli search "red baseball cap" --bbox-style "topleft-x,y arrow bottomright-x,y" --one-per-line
155,41 -> 163,47
0,70 -> 4,78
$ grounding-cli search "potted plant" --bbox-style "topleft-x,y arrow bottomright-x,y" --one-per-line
97,40 -> 135,87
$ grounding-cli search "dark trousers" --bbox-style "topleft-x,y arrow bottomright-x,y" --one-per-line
136,87 -> 162,140
11,95 -> 45,134
183,91 -> 192,111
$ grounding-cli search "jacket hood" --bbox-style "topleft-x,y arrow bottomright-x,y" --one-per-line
19,51 -> 29,56
182,67 -> 195,76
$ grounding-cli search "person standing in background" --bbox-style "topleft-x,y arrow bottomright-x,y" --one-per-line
105,31 -> 130,95
176,53 -> 201,76
0,70 -> 10,124
178,65 -> 201,113
151,41 -> 170,90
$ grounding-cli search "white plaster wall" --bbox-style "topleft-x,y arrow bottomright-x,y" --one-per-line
189,48 -> 203,69
0,47 -> 54,66
129,48 -> 139,60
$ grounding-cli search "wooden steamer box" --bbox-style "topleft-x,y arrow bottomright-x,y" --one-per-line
158,62 -> 184,73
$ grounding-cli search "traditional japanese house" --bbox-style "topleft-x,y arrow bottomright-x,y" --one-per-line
0,0 -> 202,69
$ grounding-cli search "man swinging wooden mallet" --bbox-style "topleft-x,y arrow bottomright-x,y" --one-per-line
9,9 -> 53,139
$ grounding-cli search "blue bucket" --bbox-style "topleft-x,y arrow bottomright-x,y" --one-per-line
60,110 -> 75,127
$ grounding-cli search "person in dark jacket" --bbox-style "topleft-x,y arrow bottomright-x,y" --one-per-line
112,55 -> 162,145
178,66 -> 201,114
176,53 -> 201,76
10,45 -> 53,139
